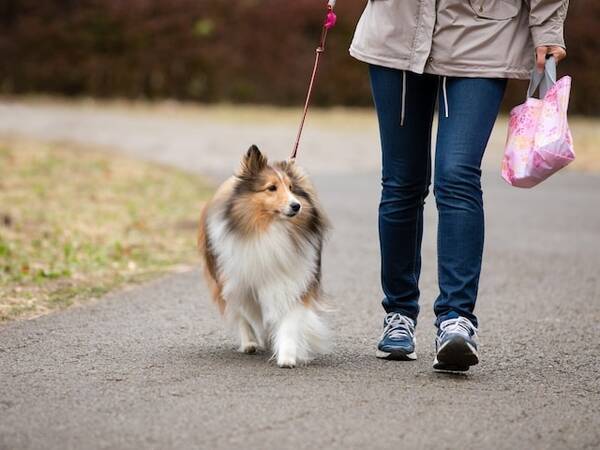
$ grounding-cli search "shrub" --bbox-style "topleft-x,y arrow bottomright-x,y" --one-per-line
0,0 -> 597,114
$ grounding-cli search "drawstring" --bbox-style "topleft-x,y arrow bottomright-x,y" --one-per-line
400,70 -> 406,127
400,73 -> 449,126
442,76 -> 449,118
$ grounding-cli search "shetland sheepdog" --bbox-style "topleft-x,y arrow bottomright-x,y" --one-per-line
198,145 -> 330,368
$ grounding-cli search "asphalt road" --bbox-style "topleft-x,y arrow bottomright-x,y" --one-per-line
1,101 -> 599,450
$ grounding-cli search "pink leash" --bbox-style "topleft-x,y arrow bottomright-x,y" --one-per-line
290,0 -> 337,161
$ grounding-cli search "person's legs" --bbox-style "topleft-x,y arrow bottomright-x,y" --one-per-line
433,77 -> 507,329
369,65 -> 438,325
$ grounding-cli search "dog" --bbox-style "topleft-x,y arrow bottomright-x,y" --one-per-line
198,145 -> 330,368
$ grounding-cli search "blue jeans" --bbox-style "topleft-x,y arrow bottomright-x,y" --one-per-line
369,65 -> 507,328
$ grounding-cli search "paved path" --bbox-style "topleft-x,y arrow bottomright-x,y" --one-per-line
1,101 -> 599,450
0,99 -> 509,176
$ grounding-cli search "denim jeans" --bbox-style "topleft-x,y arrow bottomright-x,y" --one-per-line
369,65 -> 507,328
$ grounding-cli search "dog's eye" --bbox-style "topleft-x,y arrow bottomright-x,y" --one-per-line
267,185 -> 277,192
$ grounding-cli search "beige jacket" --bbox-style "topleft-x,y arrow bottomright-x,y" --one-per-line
349,0 -> 569,80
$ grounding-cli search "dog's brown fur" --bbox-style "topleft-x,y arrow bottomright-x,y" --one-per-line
198,146 -> 329,314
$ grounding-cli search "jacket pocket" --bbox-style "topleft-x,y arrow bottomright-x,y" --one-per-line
469,0 -> 521,20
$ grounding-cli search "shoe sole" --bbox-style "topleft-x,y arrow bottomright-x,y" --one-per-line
433,336 -> 478,372
376,349 -> 417,361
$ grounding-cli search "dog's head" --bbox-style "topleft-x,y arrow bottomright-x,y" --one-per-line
236,145 -> 303,219
227,145 -> 322,234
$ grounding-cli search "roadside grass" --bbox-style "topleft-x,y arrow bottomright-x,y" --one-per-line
0,137 -> 212,322
568,117 -> 600,173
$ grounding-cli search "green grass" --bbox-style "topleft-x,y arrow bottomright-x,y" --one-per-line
0,137 -> 212,321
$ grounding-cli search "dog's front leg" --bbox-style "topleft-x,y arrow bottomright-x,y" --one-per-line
273,304 -> 308,368
223,286 -> 262,354
258,285 -> 305,368
238,316 -> 259,354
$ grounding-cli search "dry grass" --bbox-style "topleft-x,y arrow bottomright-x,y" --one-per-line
0,137 -> 212,321
568,117 -> 600,173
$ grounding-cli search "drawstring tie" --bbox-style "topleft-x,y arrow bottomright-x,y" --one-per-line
400,70 -> 407,127
442,76 -> 449,118
400,73 -> 449,126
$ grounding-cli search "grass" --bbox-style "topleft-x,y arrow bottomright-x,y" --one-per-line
0,137 -> 212,322
568,117 -> 600,173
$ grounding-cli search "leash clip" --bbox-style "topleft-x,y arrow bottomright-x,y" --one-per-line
324,8 -> 337,30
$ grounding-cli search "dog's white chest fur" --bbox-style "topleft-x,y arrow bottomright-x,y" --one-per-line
207,212 -> 317,309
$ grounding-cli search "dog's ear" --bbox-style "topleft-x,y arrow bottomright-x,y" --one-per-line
277,158 -> 304,179
240,145 -> 267,175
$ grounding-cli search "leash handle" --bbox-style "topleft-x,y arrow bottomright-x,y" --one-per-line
290,2 -> 337,161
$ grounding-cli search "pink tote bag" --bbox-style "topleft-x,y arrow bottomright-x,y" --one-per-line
502,57 -> 575,188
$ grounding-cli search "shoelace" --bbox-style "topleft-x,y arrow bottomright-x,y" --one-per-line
439,317 -> 478,339
383,313 -> 414,340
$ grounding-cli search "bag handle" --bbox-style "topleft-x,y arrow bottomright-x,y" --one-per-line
527,56 -> 557,99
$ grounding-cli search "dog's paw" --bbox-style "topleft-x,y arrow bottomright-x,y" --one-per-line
240,343 -> 258,354
277,357 -> 297,369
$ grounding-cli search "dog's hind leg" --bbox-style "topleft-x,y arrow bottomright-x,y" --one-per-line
236,294 -> 266,354
238,316 -> 259,354
240,300 -> 266,350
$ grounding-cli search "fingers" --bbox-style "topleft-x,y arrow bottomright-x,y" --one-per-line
550,46 -> 567,63
536,46 -> 548,73
535,45 -> 567,71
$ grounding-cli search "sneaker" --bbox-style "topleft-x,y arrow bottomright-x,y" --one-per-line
376,312 -> 417,360
433,317 -> 479,372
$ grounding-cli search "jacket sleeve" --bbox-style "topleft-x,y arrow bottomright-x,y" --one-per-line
527,0 -> 569,49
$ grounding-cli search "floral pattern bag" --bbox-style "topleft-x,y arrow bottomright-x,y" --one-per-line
502,57 -> 575,188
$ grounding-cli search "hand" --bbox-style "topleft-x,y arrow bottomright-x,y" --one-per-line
536,45 -> 567,72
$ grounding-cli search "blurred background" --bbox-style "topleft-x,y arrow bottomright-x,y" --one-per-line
0,0 -> 598,114
2,3 -> 600,448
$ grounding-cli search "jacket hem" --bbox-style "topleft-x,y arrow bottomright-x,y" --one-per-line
349,46 -> 418,73
350,46 -> 533,80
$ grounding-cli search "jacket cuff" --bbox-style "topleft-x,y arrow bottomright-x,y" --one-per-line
530,21 -> 566,49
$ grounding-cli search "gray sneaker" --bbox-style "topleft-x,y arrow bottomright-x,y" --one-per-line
376,313 -> 417,361
434,317 -> 479,372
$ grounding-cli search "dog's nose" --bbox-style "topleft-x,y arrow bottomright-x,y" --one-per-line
291,202 -> 301,212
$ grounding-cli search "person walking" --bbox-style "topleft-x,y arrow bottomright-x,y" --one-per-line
350,0 -> 568,371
